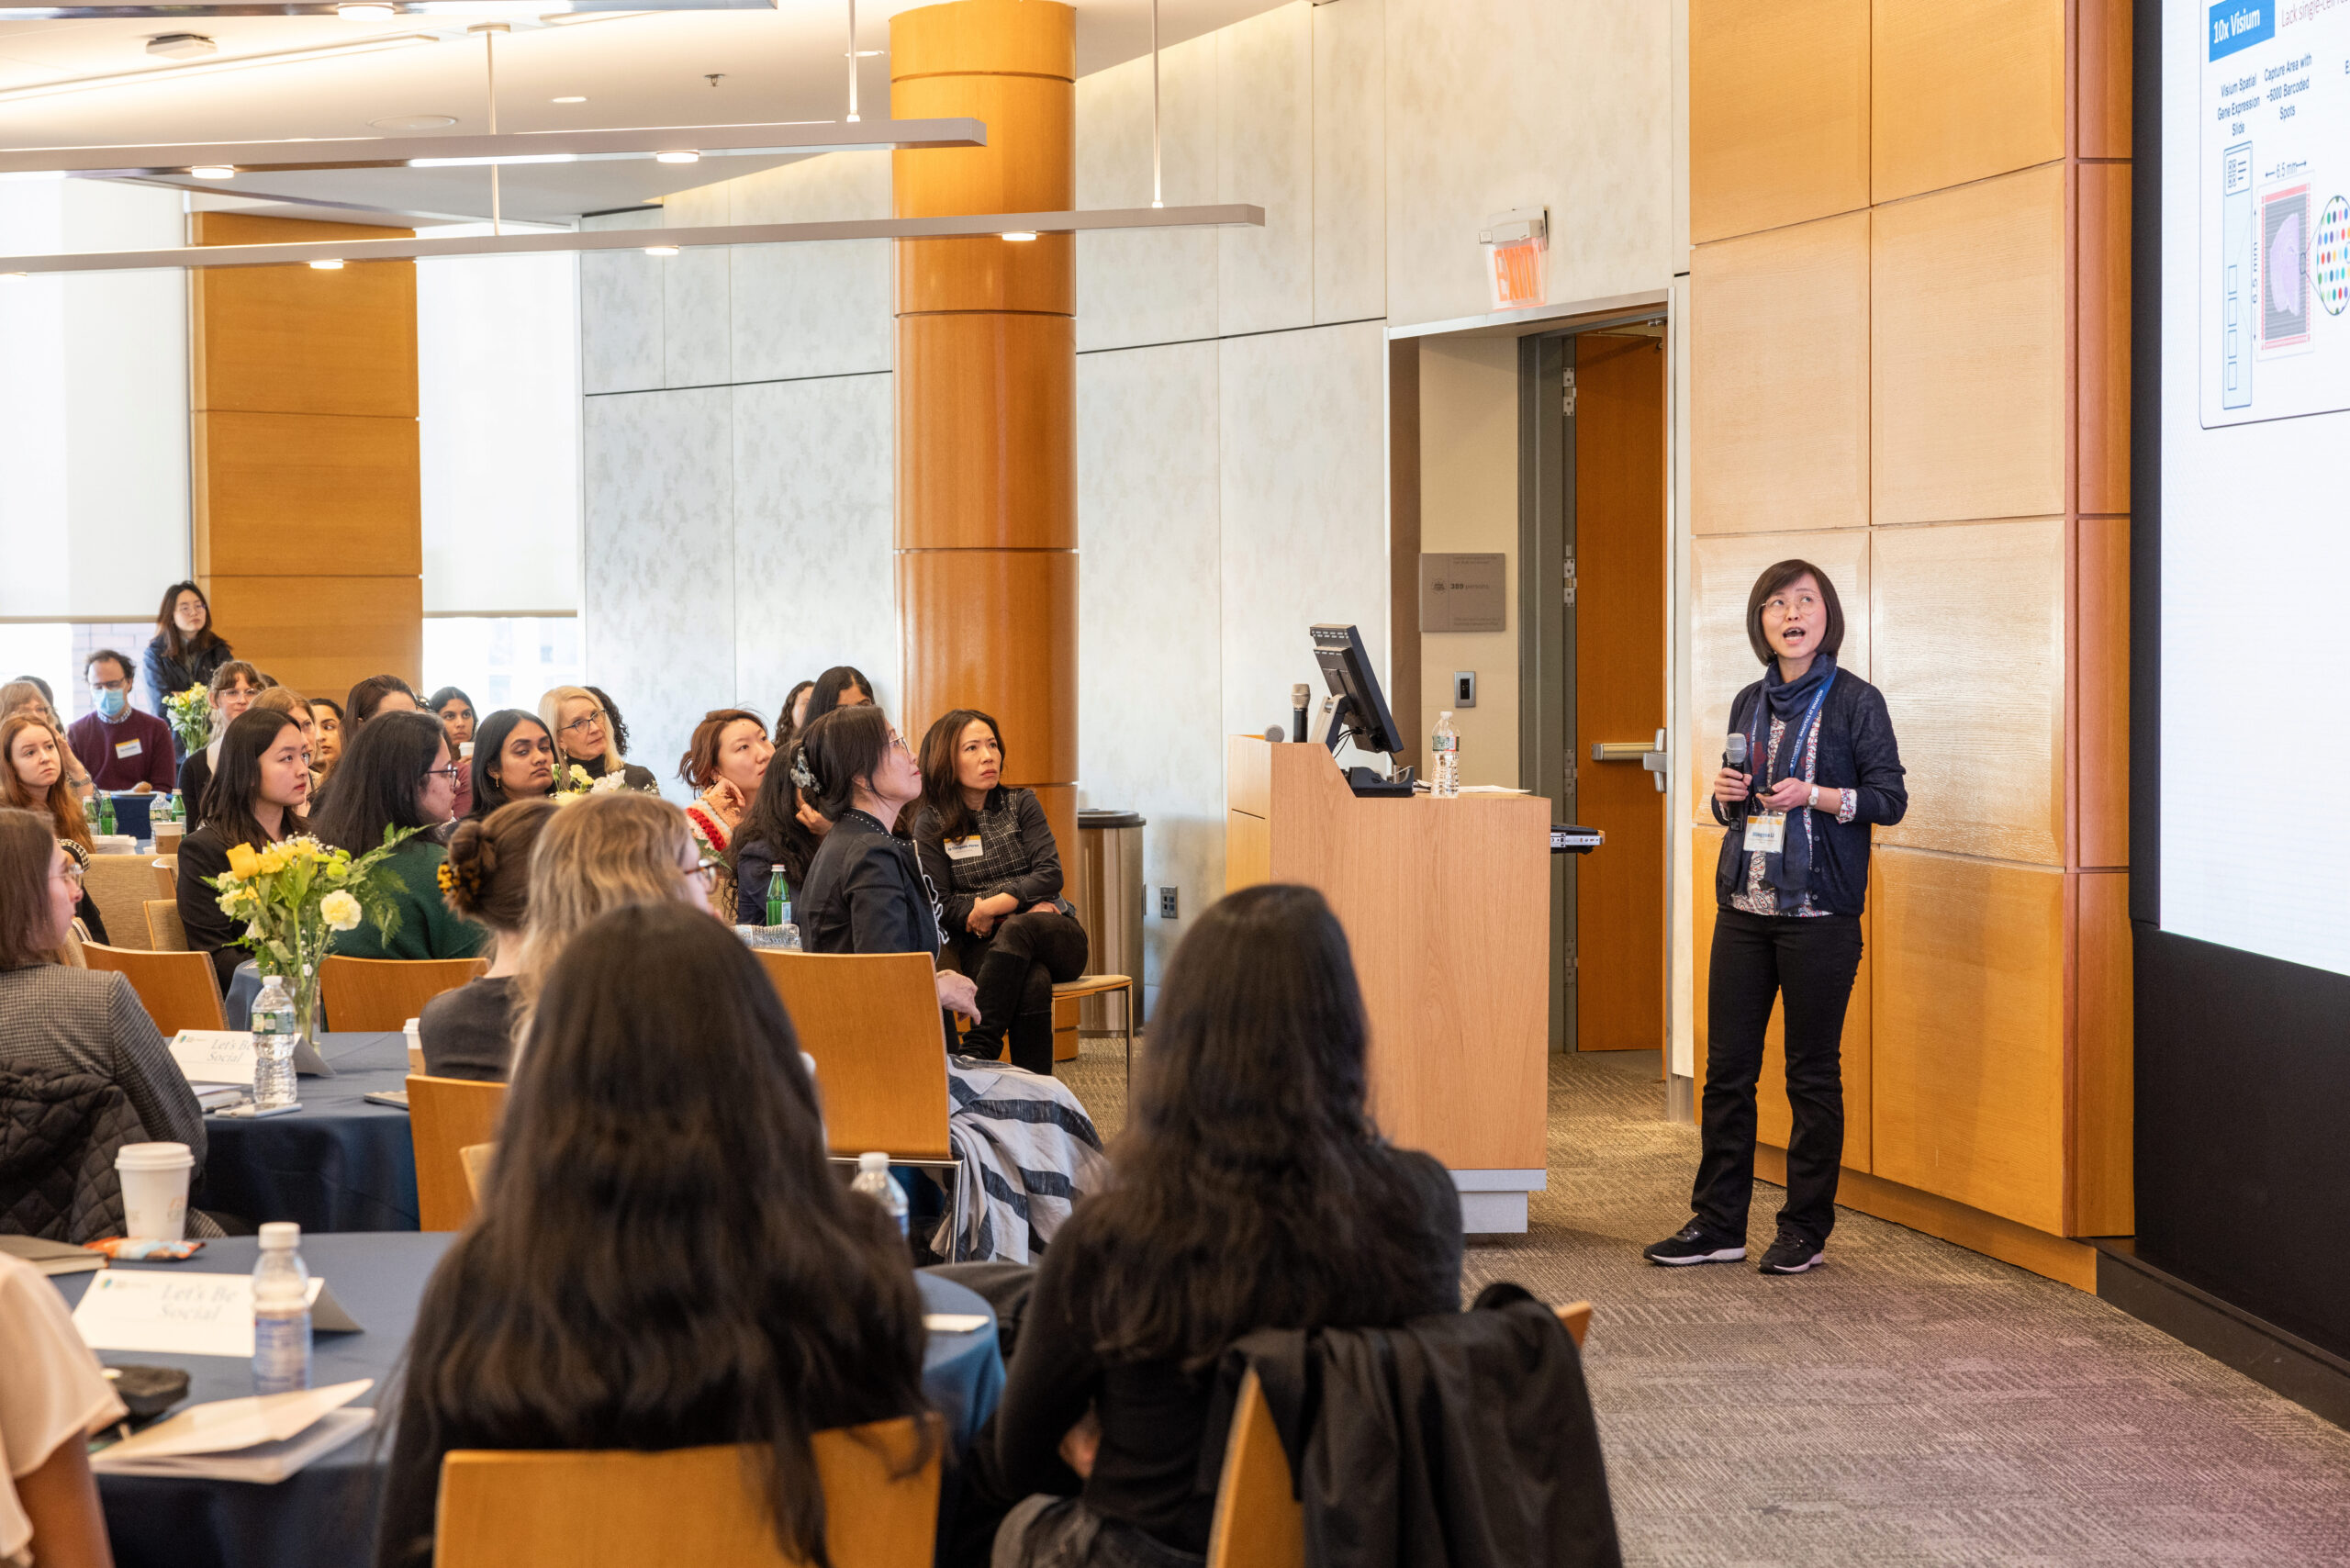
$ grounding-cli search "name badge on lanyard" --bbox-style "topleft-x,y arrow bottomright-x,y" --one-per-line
945,834 -> 984,862
1742,673 -> 1833,860
1745,812 -> 1786,854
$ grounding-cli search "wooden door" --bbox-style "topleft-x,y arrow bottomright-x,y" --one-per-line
1572,332 -> 1666,1050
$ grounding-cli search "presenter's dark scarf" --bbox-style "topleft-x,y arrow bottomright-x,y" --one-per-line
1742,651 -> 1837,915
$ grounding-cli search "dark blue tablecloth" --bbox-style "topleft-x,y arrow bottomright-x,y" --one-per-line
194,1034 -> 419,1235
57,1233 -> 1005,1568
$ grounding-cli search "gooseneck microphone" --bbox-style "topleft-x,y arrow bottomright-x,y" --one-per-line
1292,684 -> 1312,744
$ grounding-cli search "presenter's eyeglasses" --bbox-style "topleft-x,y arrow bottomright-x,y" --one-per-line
1761,590 -> 1821,622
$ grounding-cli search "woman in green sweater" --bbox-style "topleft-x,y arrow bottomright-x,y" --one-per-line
310,709 -> 485,963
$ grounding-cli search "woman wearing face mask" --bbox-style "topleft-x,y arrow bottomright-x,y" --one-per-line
173,661 -> 265,827
66,650 -> 176,795
466,711 -> 561,820
309,711 -> 485,963
142,581 -> 234,749
1646,560 -> 1907,1279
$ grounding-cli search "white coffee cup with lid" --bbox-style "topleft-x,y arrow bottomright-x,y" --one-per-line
116,1141 -> 194,1242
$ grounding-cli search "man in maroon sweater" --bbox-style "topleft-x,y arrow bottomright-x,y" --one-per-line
65,649 -> 176,793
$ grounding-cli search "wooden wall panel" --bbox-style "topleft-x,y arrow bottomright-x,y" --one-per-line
2072,868 -> 2132,1235
2076,516 -> 2129,869
2077,162 -> 2132,517
202,575 -> 421,705
1689,0 -> 1871,243
1871,519 -> 2065,864
1871,0 -> 2063,204
893,312 -> 1076,550
190,223 -> 418,420
1691,212 -> 1870,535
897,548 -> 1079,780
1872,846 -> 2065,1233
193,412 -> 420,578
1687,529 -> 1870,812
2076,0 -> 2134,161
1873,163 -> 2066,525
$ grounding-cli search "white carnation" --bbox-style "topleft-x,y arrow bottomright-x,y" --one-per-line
319,890 -> 364,932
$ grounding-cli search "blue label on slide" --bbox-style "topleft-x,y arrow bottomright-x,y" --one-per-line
2209,1 -> 2273,60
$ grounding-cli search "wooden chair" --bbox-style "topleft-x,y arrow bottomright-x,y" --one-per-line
320,956 -> 487,1032
83,854 -> 162,953
79,941 -> 227,1035
151,857 -> 177,898
407,1074 -> 507,1231
144,901 -> 188,953
1203,1303 -> 1593,1568
435,1417 -> 943,1568
458,1142 -> 495,1200
1053,974 -> 1137,1081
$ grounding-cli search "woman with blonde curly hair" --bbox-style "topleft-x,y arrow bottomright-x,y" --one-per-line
417,797 -> 560,1081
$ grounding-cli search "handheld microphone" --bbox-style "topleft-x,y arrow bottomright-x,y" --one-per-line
1292,684 -> 1311,744
1725,732 -> 1747,769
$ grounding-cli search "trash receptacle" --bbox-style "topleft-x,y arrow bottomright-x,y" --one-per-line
1074,810 -> 1147,1033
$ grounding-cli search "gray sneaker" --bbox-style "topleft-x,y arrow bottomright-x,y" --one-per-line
1642,1222 -> 1746,1266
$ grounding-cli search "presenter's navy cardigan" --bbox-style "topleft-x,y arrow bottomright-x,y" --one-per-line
1707,671 -> 1907,917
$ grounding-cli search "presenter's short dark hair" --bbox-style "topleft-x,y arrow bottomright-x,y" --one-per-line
1745,559 -> 1844,665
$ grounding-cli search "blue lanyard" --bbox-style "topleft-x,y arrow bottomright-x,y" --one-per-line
1749,672 -> 1835,792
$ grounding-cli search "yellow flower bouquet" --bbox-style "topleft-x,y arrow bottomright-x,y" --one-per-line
205,827 -> 420,1046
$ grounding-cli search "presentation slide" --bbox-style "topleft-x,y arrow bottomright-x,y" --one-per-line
2165,1 -> 2350,976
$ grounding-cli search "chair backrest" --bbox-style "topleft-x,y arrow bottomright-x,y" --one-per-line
1203,1304 -> 1594,1568
435,1417 -> 942,1568
320,956 -> 487,1033
79,941 -> 227,1036
752,950 -> 952,1162
151,857 -> 177,899
144,901 -> 188,953
407,1074 -> 507,1231
458,1141 -> 495,1200
83,854 -> 162,952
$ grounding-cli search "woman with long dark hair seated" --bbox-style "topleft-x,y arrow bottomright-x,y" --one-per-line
914,709 -> 1088,1074
990,884 -> 1464,1566
729,740 -> 830,925
804,664 -> 876,727
308,711 -> 484,964
176,709 -> 313,991
466,710 -> 559,821
374,902 -> 933,1568
427,687 -> 477,821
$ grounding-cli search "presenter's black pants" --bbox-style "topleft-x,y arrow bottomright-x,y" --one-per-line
1693,907 -> 1864,1248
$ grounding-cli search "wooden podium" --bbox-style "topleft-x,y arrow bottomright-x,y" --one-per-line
1225,737 -> 1551,1231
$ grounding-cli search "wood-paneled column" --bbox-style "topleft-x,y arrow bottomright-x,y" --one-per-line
890,0 -> 1079,857
191,212 -> 422,705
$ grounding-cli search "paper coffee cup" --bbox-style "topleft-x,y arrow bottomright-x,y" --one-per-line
116,1141 -> 194,1243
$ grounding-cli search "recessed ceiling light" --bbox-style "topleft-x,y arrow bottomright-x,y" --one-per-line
552,95 -> 587,104
654,151 -> 700,164
308,258 -> 344,270
1000,230 -> 1037,242
147,34 -> 217,59
188,164 -> 235,179
643,246 -> 679,257
368,113 -> 457,131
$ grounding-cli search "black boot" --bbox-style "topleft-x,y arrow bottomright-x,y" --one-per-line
966,952 -> 1029,1061
1008,1010 -> 1056,1076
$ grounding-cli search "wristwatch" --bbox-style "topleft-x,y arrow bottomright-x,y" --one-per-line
1807,785 -> 1820,812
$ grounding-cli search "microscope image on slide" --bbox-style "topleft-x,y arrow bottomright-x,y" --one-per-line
2261,181 -> 2312,355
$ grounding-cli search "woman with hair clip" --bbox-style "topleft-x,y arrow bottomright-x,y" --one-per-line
142,580 -> 233,739
1647,558 -> 1906,1277
420,798 -> 559,1081
914,709 -> 1088,1074
730,740 -> 830,926
466,710 -> 560,820
538,686 -> 657,792
308,710 -> 484,964
678,708 -> 773,918
176,709 -> 313,990
989,884 -> 1464,1567
0,713 -> 107,944
374,902 -> 933,1568
173,660 -> 266,823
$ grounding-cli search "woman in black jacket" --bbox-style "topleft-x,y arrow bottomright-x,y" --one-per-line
912,710 -> 1088,1073
141,582 -> 233,743
175,710 -> 313,991
1646,558 -> 1906,1278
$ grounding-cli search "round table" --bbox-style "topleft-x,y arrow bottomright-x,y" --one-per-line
56,1233 -> 1006,1568
195,1033 -> 420,1234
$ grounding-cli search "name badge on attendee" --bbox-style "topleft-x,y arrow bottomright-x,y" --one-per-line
1745,812 -> 1786,855
945,834 -> 985,862
115,738 -> 143,758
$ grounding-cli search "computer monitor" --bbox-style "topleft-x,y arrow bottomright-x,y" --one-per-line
1311,623 -> 1405,759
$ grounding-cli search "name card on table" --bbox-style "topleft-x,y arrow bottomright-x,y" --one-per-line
169,1030 -> 255,1089
73,1272 -> 364,1358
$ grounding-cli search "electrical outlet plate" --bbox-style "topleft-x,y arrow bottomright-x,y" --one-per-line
1158,887 -> 1179,919
1454,670 -> 1476,708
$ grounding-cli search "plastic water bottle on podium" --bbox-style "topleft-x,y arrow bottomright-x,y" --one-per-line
251,975 -> 298,1110
1432,711 -> 1461,798
252,1222 -> 312,1394
851,1152 -> 909,1238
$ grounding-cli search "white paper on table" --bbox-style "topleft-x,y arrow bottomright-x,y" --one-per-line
923,1313 -> 989,1334
73,1272 -> 364,1357
169,1030 -> 256,1089
94,1407 -> 375,1483
94,1380 -> 371,1460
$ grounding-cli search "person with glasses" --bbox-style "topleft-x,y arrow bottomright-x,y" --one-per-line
142,581 -> 234,753
176,710 -> 317,989
173,661 -> 267,826
65,650 -> 175,794
1646,559 -> 1908,1277
538,685 -> 658,793
308,710 -> 487,965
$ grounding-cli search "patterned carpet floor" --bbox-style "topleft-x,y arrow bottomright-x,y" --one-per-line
1059,1039 -> 2350,1566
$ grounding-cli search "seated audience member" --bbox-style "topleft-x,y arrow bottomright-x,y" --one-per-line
418,799 -> 558,1082
730,742 -> 828,926
679,708 -> 772,916
774,678 -> 816,750
467,710 -> 560,819
803,664 -> 877,727
345,675 -> 420,738
67,649 -> 175,795
915,709 -> 1088,1074
248,687 -> 324,801
177,710 -> 312,990
143,580 -> 233,740
175,660 -> 266,823
0,1246 -> 128,1568
585,685 -> 636,762
1,808 -> 207,1184
538,685 -> 656,792
0,715 -> 106,944
375,902 -> 931,1568
309,711 -> 484,964
0,683 -> 90,803
308,698 -> 346,778
990,884 -> 1464,1566
428,687 -> 477,820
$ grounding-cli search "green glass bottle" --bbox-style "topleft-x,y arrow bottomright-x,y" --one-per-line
766,867 -> 789,927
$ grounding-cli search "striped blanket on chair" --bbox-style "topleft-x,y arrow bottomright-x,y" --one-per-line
934,1056 -> 1111,1264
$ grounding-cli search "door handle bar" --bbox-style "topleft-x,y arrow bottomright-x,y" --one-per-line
1589,730 -> 1670,791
